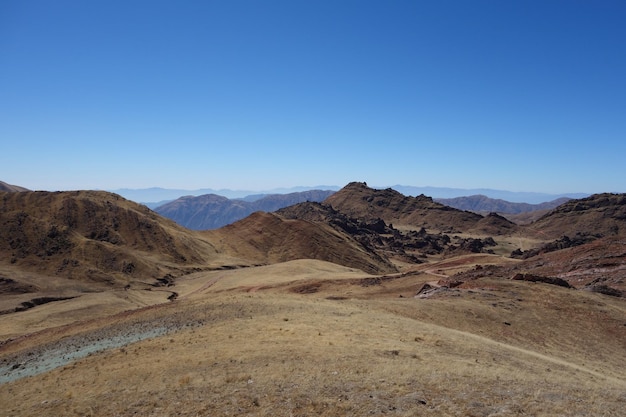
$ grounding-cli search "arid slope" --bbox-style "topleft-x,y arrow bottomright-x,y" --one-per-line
325,182 -> 487,233
527,193 -> 626,239
0,191 -> 232,321
0,191 -> 221,285
1,185 -> 626,416
204,211 -> 397,274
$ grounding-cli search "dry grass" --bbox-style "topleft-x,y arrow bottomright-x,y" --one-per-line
1,259 -> 625,416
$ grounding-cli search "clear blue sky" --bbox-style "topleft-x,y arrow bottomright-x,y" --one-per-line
1,0 -> 625,194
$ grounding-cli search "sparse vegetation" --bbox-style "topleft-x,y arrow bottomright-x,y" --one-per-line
0,184 -> 625,416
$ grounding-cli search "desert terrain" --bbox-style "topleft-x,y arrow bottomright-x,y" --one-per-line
1,183 -> 625,416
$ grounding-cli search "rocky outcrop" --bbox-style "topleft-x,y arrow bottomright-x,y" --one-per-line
511,273 -> 572,288
511,233 -> 598,259
585,285 -> 622,297
277,202 -> 466,263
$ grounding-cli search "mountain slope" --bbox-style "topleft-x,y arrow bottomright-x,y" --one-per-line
324,182 -> 486,233
204,211 -> 397,274
156,190 -> 335,230
527,193 -> 626,239
0,181 -> 29,192
0,191 -> 221,290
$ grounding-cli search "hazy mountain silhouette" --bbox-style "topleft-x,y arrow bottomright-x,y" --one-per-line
155,190 -> 335,230
435,195 -> 570,214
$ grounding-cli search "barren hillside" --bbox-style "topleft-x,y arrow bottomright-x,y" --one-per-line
324,182 -> 485,233
0,191 -> 231,319
1,184 -> 625,416
204,211 -> 397,274
527,193 -> 626,238
0,191 -> 221,284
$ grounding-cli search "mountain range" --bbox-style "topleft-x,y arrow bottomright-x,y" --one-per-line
153,186 -> 575,230
3,181 -> 621,292
106,184 -> 587,206
155,190 -> 335,230
108,185 -> 341,207
1,180 -> 625,415
435,195 -> 571,214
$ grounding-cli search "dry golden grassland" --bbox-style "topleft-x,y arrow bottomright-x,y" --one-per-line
1,259 -> 625,416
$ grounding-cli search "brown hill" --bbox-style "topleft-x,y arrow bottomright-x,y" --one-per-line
204,211 -> 397,274
324,182 -> 484,233
0,181 -> 29,192
527,193 -> 626,239
0,191 -> 221,290
468,212 -> 519,235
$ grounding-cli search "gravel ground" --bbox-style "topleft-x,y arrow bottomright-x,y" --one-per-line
0,303 -> 202,384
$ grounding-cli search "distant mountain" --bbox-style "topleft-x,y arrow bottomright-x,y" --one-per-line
109,185 -> 341,205
435,195 -> 571,214
0,180 -> 29,192
155,190 -> 336,230
110,184 -> 588,206
391,185 -> 588,204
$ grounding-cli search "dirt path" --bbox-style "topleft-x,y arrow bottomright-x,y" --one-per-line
440,323 -> 626,387
423,269 -> 448,279
179,275 -> 223,300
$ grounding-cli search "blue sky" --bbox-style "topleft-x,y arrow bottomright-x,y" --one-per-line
1,0 -> 625,194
